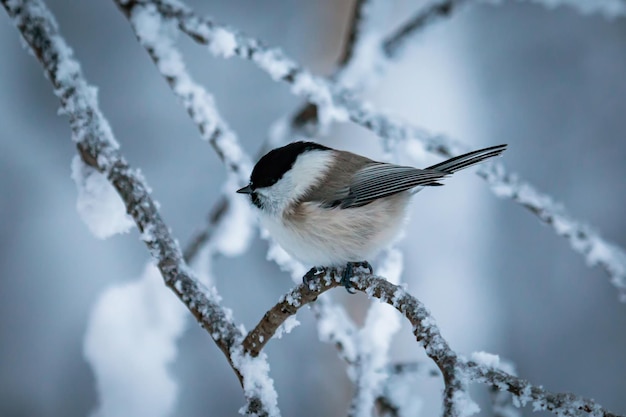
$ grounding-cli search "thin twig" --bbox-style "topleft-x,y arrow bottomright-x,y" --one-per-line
339,0 -> 370,66
115,1 -> 252,178
112,0 -> 256,266
382,0 -> 470,59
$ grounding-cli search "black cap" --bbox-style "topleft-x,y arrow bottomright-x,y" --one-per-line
249,141 -> 330,189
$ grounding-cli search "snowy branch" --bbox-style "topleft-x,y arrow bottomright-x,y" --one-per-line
245,269 -> 624,417
6,0 -> 626,415
114,1 -> 393,413
1,1 -> 277,415
115,1 -> 252,179
1,0 -> 238,358
164,0 -> 470,267
113,0 -> 257,265
522,0 -> 626,17
124,0 -> 626,299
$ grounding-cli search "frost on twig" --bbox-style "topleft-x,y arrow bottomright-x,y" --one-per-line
479,162 -> 626,300
113,0 -> 256,264
142,0 -> 626,298
116,1 -> 405,414
522,0 -> 626,17
264,240 -> 360,364
152,0 -> 466,267
119,1 -> 252,178
245,270 -> 624,417
2,1 -> 278,415
2,0 -> 239,357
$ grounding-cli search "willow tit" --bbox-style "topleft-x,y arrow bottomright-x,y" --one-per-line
237,141 -> 506,292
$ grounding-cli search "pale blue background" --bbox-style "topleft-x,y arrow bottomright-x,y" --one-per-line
1,1 -> 625,416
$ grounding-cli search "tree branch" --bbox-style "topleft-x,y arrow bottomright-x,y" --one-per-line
1,1 -> 277,415
339,0 -> 371,66
175,0 -> 467,268
115,1 -> 252,179
382,0 -> 469,59
132,0 -> 626,299
243,270 -> 624,417
110,1 -> 375,411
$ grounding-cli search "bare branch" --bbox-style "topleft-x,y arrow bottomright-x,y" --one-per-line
338,0 -> 372,66
1,1 -> 277,414
382,0 -> 470,59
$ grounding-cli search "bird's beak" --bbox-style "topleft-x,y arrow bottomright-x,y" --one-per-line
236,184 -> 253,194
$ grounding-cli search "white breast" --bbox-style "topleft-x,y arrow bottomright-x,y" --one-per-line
260,192 -> 411,266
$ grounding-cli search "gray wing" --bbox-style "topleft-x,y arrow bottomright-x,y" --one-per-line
303,144 -> 506,209
336,163 -> 446,208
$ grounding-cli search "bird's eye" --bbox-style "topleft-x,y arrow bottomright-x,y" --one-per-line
251,192 -> 263,209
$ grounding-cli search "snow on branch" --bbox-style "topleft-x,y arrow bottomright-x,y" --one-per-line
521,0 -> 626,17
245,269 -> 624,417
113,1 -> 378,411
164,0 -> 465,267
118,1 -> 252,179
114,0 -> 256,263
264,240 -> 361,364
478,162 -> 626,300
136,0 -> 626,299
1,1 -> 278,415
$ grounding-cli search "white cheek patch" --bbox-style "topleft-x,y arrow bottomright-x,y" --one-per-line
289,150 -> 334,198
256,150 -> 334,214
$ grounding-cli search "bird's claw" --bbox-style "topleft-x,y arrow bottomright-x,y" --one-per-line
303,266 -> 328,285
341,261 -> 373,294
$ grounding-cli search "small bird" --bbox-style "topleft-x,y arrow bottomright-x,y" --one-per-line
237,141 -> 506,292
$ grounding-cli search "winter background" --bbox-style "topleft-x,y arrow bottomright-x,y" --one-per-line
1,0 -> 626,416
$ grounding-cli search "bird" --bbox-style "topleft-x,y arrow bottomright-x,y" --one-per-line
237,141 -> 506,292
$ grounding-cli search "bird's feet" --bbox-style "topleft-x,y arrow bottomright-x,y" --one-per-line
303,266 -> 328,286
341,261 -> 373,294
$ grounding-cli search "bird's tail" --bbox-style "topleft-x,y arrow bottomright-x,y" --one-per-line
426,144 -> 507,174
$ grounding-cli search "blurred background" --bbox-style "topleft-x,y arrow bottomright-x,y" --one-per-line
1,0 -> 626,416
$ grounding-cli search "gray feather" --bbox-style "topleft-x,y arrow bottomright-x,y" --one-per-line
300,144 -> 507,209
